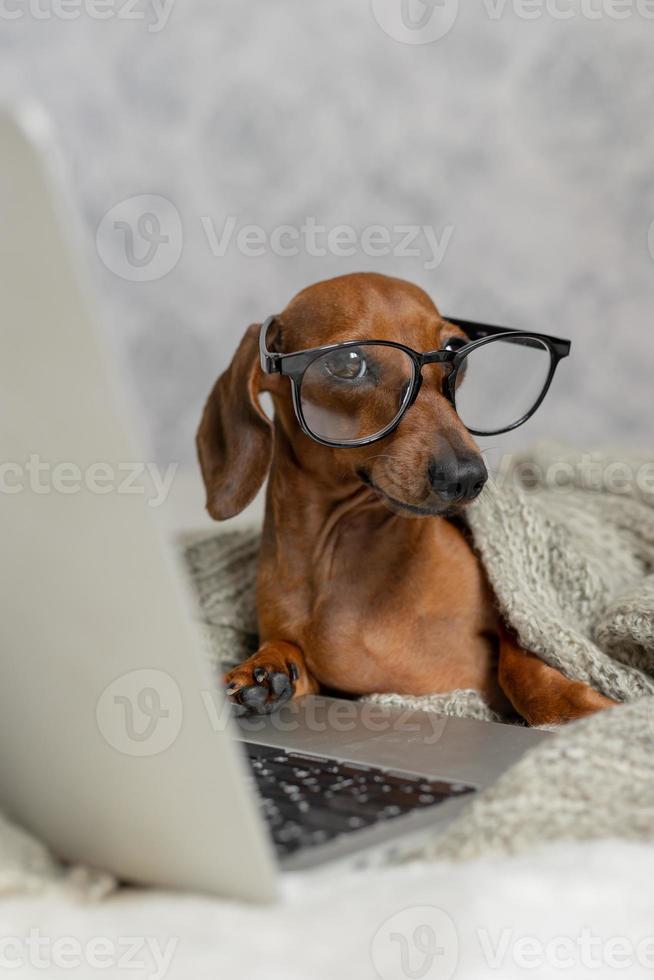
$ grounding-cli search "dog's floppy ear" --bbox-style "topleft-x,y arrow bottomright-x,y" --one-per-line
196,323 -> 273,520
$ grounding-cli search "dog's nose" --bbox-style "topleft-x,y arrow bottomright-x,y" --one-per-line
428,455 -> 488,503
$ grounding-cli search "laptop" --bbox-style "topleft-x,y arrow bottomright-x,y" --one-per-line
0,104 -> 547,902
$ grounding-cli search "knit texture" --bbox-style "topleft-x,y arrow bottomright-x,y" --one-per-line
183,443 -> 654,704
429,697 -> 654,859
465,443 -> 654,702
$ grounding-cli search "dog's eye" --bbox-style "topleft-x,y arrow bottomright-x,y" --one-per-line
323,349 -> 367,381
443,335 -> 468,352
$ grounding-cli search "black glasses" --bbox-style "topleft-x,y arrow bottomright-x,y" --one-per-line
259,316 -> 571,448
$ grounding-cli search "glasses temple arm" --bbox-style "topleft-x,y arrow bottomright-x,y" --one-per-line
259,315 -> 282,373
445,316 -> 570,357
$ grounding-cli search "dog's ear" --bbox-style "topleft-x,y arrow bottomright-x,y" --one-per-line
196,323 -> 273,520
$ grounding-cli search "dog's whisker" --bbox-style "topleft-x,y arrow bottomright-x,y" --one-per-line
366,454 -> 401,465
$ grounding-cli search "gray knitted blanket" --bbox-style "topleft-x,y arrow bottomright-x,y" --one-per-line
186,443 -> 654,703
184,443 -> 654,855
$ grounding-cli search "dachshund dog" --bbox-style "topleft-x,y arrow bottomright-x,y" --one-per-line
197,273 -> 615,726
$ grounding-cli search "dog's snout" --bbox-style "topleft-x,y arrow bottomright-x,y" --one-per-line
428,455 -> 488,504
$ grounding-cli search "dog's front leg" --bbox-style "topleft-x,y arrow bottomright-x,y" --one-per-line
224,640 -> 318,716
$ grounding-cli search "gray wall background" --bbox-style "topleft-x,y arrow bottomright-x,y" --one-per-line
1,1 -> 653,473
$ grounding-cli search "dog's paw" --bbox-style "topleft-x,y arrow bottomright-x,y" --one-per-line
224,658 -> 300,716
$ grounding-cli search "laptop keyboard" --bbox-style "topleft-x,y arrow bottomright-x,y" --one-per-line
244,741 -> 475,858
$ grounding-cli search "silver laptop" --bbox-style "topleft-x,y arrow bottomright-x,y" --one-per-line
0,105 -> 547,902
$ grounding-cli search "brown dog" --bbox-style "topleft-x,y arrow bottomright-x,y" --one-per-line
197,273 -> 614,726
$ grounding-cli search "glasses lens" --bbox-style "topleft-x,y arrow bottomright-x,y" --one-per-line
299,343 -> 415,444
454,336 -> 553,434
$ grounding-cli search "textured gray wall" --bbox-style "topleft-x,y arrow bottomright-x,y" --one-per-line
1,2 -> 653,468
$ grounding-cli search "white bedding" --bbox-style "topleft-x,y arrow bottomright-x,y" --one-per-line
2,840 -> 653,980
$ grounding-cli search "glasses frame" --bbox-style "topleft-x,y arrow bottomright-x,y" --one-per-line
259,315 -> 571,448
